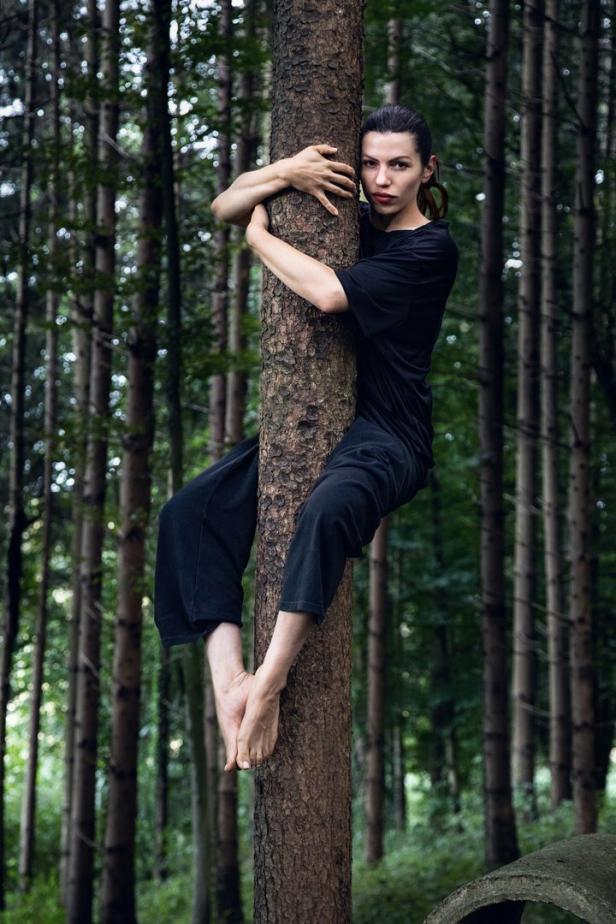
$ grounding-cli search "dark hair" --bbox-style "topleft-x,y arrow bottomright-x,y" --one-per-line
360,104 -> 449,220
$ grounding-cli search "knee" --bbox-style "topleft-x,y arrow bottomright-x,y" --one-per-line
298,483 -> 379,549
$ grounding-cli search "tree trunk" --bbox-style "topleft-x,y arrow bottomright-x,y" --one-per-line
428,469 -> 461,812
18,0 -> 60,890
155,646 -> 171,882
392,722 -> 406,831
478,0 -> 518,870
568,0 -> 600,836
252,0 -> 362,918
100,5 -> 164,915
60,3 -> 98,898
66,0 -> 120,918
540,0 -> 571,810
156,3 -> 212,914
216,4 -> 263,918
0,0 -> 37,908
185,643 -> 212,924
225,0 -> 261,448
364,517 -> 389,866
511,0 -> 543,813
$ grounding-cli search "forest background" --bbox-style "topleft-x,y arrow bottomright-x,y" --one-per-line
0,0 -> 615,922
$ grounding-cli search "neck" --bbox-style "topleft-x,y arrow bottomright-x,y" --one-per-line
370,200 -> 429,232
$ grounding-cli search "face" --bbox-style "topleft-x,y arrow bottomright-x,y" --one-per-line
360,131 -> 435,214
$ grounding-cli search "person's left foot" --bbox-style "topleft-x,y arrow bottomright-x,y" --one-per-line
236,665 -> 284,769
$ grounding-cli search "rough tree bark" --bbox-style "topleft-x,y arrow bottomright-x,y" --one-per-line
66,0 -> 120,918
100,3 -> 164,916
18,0 -> 60,890
511,0 -> 543,811
478,0 -> 519,869
252,0 -> 362,918
0,0 -> 37,908
540,0 -> 571,809
568,0 -> 600,836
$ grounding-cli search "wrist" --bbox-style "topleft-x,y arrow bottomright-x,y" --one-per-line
246,222 -> 269,249
277,156 -> 294,187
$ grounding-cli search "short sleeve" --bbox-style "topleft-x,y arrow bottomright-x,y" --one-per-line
334,236 -> 450,339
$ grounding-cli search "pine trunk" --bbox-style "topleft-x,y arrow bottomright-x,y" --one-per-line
60,3 -> 98,897
216,4 -> 262,917
540,0 -> 571,809
478,0 -> 519,869
204,1 -> 234,910
100,7 -> 163,915
364,517 -> 389,865
568,0 -> 600,836
66,0 -> 120,917
18,0 -> 60,889
511,0 -> 543,811
252,0 -> 362,917
0,0 -> 38,908
429,469 -> 460,811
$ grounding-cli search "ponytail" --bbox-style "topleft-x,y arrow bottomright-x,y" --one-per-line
417,153 -> 449,220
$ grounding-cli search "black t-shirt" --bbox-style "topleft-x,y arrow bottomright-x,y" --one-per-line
334,201 -> 459,469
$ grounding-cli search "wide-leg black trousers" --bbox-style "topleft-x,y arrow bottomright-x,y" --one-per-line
153,415 -> 428,647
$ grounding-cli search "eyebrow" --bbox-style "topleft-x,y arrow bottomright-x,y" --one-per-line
362,154 -> 413,162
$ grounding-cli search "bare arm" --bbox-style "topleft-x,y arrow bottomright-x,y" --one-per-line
211,144 -> 357,227
245,207 -> 348,313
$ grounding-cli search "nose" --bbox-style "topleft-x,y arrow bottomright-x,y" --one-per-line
375,166 -> 391,187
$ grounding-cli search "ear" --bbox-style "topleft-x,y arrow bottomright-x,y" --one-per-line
422,155 -> 436,186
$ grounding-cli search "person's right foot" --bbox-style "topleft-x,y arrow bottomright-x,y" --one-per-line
212,669 -> 254,772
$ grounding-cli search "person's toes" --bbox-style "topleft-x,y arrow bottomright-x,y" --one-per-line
236,739 -> 250,770
224,744 -> 237,773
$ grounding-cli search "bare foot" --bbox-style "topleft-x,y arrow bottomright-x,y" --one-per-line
211,669 -> 254,772
236,665 -> 285,770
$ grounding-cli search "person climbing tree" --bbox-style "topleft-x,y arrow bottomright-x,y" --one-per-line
153,104 -> 459,773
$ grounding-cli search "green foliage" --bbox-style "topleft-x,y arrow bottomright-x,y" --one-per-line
0,874 -> 64,924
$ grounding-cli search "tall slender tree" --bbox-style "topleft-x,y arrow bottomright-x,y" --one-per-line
364,516 -> 389,865
540,0 -> 571,809
18,0 -> 61,889
478,0 -> 519,869
568,0 -> 600,836
204,3 -> 234,909
157,3 -> 212,916
0,0 -> 38,907
511,0 -> 544,811
60,1 -> 98,896
252,0 -> 362,917
67,0 -> 121,918
216,3 -> 263,920
100,2 -> 164,916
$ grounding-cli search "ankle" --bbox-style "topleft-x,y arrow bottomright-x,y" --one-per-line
256,660 -> 288,695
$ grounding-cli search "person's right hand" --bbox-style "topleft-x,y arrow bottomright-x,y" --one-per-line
285,144 -> 357,216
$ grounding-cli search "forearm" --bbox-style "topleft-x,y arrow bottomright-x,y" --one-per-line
247,226 -> 346,312
211,159 -> 292,225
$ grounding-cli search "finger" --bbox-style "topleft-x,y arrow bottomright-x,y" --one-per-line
327,174 -> 357,192
330,161 -> 357,177
322,181 -> 354,198
315,193 -> 338,215
314,143 -> 337,152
